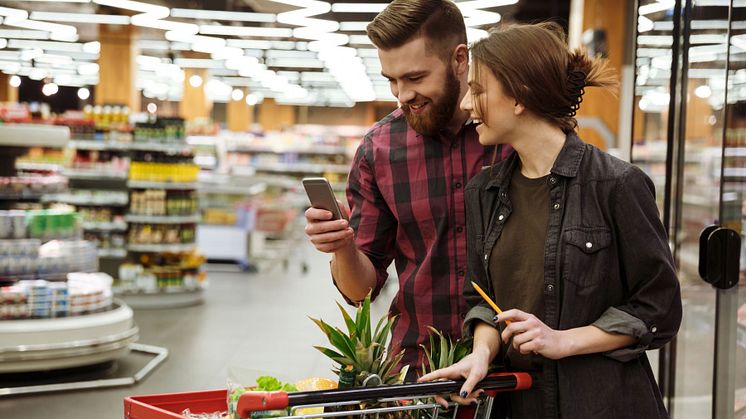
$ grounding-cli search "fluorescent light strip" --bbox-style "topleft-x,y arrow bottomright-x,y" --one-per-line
173,58 -> 225,68
131,16 -> 198,33
138,40 -> 170,50
8,39 -> 84,52
348,35 -> 373,45
93,0 -> 167,15
638,0 -> 675,15
266,57 -> 325,68
265,49 -> 317,58
0,29 -> 49,39
339,22 -> 369,32
171,8 -> 276,23
29,12 -> 130,25
331,3 -> 387,13
199,25 -> 293,37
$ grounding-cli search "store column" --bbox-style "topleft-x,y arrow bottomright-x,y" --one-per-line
0,73 -> 18,103
258,98 -> 296,131
181,54 -> 212,122
97,23 -> 139,110
227,87 -> 253,132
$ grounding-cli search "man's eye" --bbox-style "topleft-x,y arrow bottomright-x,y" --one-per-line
409,76 -> 422,82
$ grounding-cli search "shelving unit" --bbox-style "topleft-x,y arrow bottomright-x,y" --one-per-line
0,124 -> 139,375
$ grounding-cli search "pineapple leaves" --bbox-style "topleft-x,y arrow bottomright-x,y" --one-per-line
309,317 -> 357,361
420,327 -> 474,376
337,302 -> 357,337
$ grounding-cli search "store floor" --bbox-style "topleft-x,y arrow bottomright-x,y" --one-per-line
0,239 -> 395,418
0,238 -> 735,418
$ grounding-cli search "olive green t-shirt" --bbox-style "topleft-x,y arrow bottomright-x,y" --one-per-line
488,165 -> 550,371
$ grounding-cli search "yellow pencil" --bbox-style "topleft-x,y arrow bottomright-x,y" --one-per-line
470,281 -> 511,325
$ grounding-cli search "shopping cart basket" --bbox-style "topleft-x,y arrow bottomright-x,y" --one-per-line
124,372 -> 531,419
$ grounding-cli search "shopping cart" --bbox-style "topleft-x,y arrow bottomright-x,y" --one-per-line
124,372 -> 531,419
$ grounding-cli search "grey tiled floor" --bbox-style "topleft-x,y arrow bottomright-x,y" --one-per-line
0,240 -> 396,418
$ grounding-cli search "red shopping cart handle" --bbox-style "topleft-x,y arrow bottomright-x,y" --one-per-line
237,372 -> 530,418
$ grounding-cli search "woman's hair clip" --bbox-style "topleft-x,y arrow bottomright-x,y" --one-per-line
566,69 -> 587,117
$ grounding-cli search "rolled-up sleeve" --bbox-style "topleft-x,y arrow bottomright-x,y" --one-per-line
332,134 -> 397,304
597,166 -> 682,361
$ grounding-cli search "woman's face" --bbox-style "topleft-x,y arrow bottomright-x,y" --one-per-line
460,62 -> 519,145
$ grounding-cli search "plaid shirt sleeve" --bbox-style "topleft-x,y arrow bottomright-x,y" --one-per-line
334,133 -> 397,304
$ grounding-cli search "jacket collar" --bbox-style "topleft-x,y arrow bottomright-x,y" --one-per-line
486,132 -> 586,190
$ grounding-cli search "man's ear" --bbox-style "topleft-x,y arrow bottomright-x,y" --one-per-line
453,44 -> 469,76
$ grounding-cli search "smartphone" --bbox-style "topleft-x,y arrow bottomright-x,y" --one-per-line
302,177 -> 347,220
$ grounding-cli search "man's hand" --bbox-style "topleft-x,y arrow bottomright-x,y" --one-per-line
497,309 -> 571,360
304,200 -> 354,253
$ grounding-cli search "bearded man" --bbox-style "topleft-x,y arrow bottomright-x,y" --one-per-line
304,0 -> 510,378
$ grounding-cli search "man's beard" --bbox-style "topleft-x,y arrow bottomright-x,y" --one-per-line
402,68 -> 460,137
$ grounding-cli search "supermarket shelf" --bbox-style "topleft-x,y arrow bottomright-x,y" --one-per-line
15,162 -> 63,172
126,243 -> 197,253
0,191 -> 44,201
127,141 -> 192,153
226,144 -> 349,155
69,139 -> 191,154
252,162 -> 350,175
127,180 -> 198,190
0,300 -> 137,373
63,168 -> 128,180
0,124 -> 69,149
125,214 -> 200,224
115,286 -> 204,309
42,193 -> 128,206
82,221 -> 128,231
98,248 -> 128,258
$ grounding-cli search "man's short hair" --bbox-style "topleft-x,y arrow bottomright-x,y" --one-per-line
366,0 -> 467,61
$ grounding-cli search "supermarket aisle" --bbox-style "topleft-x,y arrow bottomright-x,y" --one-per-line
0,238 -> 397,418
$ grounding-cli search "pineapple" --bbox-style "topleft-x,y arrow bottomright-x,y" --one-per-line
419,327 -> 473,377
310,293 -> 408,387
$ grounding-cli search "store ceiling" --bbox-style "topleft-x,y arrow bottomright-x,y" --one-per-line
0,0 -> 567,107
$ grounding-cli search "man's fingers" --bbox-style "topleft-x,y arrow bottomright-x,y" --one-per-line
305,207 -> 336,222
309,228 -> 353,244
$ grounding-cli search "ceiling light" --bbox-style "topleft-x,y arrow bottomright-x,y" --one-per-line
694,85 -> 712,99
77,87 -> 90,100
199,25 -> 293,38
331,3 -> 387,13
0,39 -> 6,49
189,74 -> 203,87
93,0 -> 168,15
29,12 -> 130,25
83,41 -> 101,54
231,88 -> 244,101
8,75 -> 20,87
0,29 -> 48,40
147,102 -> 157,113
347,35 -> 373,45
171,9 -> 276,23
78,62 -> 99,75
638,0 -> 675,15
638,16 -> 654,33
42,82 -> 59,96
20,48 -> 43,61
245,93 -> 260,106
339,22 -> 369,32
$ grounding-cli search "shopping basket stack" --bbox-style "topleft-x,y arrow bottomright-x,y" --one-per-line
124,372 -> 531,419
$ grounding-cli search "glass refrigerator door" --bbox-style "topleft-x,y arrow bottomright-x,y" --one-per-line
633,1 -> 746,418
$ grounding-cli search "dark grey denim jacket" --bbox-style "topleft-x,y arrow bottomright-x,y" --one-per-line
463,134 -> 682,418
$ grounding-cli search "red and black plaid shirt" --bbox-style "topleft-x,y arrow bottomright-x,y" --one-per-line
343,108 -> 510,370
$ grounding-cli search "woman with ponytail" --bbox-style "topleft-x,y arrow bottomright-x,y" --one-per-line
420,22 -> 681,418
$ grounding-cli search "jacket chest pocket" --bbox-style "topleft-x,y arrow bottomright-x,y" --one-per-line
562,228 -> 612,288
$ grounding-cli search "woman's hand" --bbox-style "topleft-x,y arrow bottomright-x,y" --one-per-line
497,309 -> 571,360
418,347 -> 492,407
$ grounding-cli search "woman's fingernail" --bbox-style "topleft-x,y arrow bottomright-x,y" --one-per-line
460,391 -> 468,398
492,315 -> 499,323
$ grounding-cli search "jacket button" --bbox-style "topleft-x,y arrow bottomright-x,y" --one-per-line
651,326 -> 658,333
458,270 -> 465,276
498,214 -> 505,221
585,242 -> 593,249
457,226 -> 464,233
549,177 -> 557,184
546,284 -> 554,293
553,203 -> 560,210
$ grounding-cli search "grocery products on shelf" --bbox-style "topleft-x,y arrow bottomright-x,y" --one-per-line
128,223 -> 196,246
0,239 -> 98,282
134,117 -> 186,143
0,209 -> 81,241
0,272 -> 113,320
0,175 -> 68,199
117,251 -> 205,293
130,189 -> 198,216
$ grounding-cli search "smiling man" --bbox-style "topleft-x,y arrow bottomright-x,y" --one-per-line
304,0 -> 509,377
